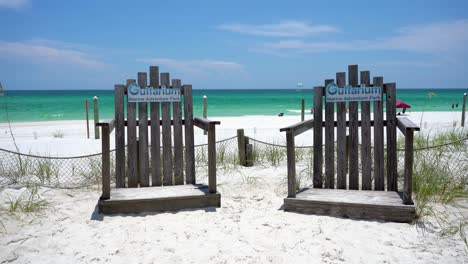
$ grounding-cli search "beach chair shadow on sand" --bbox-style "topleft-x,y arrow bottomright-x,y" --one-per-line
280,65 -> 419,222
96,66 -> 220,214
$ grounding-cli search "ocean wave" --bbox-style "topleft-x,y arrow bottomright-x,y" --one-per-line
286,109 -> 303,113
43,114 -> 64,118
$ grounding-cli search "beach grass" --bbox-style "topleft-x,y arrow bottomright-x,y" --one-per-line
7,183 -> 48,213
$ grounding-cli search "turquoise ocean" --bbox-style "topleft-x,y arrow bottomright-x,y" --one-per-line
0,89 -> 467,122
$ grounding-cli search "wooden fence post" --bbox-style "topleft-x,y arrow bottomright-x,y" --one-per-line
84,100 -> 90,139
286,131 -> 296,198
462,93 -> 467,127
403,129 -> 414,205
203,95 -> 207,135
245,136 -> 253,167
345,135 -> 350,173
208,123 -> 217,193
237,129 -> 246,166
101,125 -> 110,199
93,96 -> 100,139
301,99 -> 305,122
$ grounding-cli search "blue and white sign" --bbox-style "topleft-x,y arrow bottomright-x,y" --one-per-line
325,82 -> 381,102
127,83 -> 181,102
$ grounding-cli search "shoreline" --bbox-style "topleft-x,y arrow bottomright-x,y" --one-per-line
0,111 -> 466,156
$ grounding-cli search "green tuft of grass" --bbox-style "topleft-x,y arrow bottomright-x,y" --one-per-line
36,159 -> 59,184
8,184 -> 48,213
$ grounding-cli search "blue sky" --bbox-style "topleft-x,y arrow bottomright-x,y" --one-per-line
1,0 -> 468,90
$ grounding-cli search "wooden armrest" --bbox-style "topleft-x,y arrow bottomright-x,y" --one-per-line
397,117 -> 420,136
280,119 -> 314,136
96,119 -> 115,133
193,117 -> 221,130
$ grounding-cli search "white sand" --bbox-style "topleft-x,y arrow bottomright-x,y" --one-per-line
0,111 -> 467,263
0,171 -> 466,263
0,111 -> 465,156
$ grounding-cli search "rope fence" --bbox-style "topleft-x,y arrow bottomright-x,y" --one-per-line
0,135 -> 466,189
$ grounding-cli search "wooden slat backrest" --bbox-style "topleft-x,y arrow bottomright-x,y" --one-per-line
149,66 -> 162,186
386,83 -> 397,191
114,84 -> 126,188
138,72 -> 149,187
348,65 -> 359,190
113,66 -> 196,188
373,77 -> 385,190
172,79 -> 184,185
160,73 -> 173,186
336,72 -> 347,189
313,87 -> 323,188
324,79 -> 335,189
360,71 -> 372,190
126,79 -> 138,187
184,85 -> 196,184
317,64 -> 396,191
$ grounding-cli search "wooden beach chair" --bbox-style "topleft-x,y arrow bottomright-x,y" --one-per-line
97,66 -> 221,214
280,65 -> 419,222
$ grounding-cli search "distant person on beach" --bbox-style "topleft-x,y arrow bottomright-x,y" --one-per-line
278,112 -> 284,117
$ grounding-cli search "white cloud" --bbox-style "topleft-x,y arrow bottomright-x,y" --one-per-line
256,20 -> 468,56
217,21 -> 337,37
0,40 -> 105,68
137,58 -> 244,76
0,0 -> 29,9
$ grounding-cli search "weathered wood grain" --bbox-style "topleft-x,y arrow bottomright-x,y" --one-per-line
172,79 -> 184,185
208,123 -> 217,193
373,77 -> 384,190
386,83 -> 397,191
98,184 -> 220,214
114,85 -> 126,188
126,79 -> 137,187
160,73 -> 173,186
348,65 -> 359,190
324,79 -> 335,189
462,93 -> 467,127
313,86 -> 324,188
336,72 -> 347,189
283,189 -> 415,222
397,117 -> 420,135
360,71 -> 371,190
404,129 -> 414,205
286,131 -> 296,198
101,125 -> 111,199
183,85 -> 196,184
149,66 -> 162,186
237,129 -> 246,166
138,72 -> 149,187
301,99 -> 305,122
280,119 -> 314,136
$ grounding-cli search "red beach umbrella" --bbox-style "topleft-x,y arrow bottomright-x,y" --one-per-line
395,99 -> 411,109
396,99 -> 411,114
